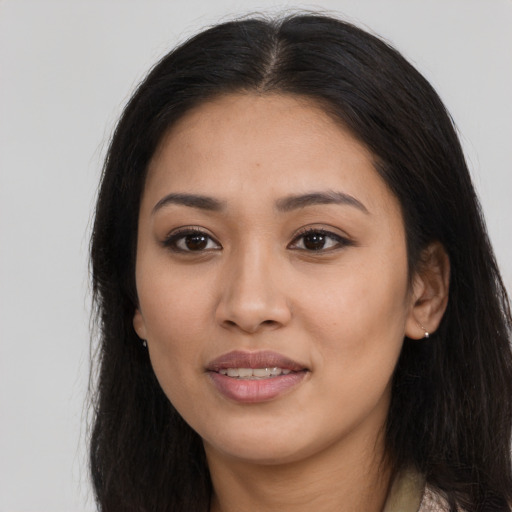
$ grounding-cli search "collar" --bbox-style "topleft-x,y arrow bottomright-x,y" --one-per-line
383,468 -> 425,512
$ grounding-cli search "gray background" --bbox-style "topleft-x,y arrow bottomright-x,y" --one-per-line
1,0 -> 511,510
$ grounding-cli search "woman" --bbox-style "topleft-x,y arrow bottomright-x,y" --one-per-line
89,13 -> 512,512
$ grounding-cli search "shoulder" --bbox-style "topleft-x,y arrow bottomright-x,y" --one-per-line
419,485 -> 512,512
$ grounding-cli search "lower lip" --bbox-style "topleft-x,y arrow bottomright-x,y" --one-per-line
207,371 -> 307,403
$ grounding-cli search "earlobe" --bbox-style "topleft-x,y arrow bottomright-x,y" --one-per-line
405,242 -> 450,340
133,308 -> 147,340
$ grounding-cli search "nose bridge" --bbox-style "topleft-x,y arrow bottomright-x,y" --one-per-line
217,240 -> 290,332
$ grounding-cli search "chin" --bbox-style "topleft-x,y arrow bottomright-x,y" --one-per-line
201,421 -> 333,466
207,440 -> 311,466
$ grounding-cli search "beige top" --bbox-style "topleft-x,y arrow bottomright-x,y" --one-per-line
383,469 -> 451,512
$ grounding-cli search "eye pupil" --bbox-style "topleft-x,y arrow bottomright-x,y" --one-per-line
185,234 -> 208,251
303,233 -> 326,250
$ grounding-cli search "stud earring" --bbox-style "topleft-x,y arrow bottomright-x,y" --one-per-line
418,323 -> 430,339
142,339 -> 147,348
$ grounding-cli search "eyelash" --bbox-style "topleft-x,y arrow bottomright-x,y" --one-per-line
162,228 -> 221,253
288,227 -> 353,252
162,227 -> 353,253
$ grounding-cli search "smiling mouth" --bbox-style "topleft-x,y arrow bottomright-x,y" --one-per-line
206,351 -> 309,403
206,350 -> 308,375
217,367 -> 294,379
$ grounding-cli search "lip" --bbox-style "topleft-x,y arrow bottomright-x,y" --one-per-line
206,350 -> 309,403
206,350 -> 307,372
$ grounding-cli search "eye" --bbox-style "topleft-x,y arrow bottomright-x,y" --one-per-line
163,228 -> 221,253
289,228 -> 351,252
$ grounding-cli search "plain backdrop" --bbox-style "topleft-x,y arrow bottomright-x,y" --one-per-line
0,1 -> 511,510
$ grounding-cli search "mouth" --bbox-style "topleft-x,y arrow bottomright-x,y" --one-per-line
207,350 -> 307,373
217,367 -> 294,379
206,350 -> 309,403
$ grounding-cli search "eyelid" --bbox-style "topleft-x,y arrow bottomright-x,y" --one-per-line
288,226 -> 354,251
162,226 -> 222,252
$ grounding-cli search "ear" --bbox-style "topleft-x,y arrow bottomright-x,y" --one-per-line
405,242 -> 450,340
133,308 -> 147,340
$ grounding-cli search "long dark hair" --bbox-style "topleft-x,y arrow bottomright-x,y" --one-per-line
89,14 -> 512,511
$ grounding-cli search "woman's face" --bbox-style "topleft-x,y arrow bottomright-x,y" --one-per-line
133,93 -> 419,465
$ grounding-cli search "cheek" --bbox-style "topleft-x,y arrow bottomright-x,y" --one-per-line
299,254 -> 410,377
301,270 -> 408,429
136,269 -> 215,396
307,262 -> 408,333
141,282 -> 214,421
137,263 -> 213,341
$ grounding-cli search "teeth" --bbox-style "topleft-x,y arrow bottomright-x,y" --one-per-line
218,367 -> 293,379
253,368 -> 271,377
238,368 -> 253,378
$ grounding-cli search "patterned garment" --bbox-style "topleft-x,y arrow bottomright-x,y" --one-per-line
418,487 -> 451,512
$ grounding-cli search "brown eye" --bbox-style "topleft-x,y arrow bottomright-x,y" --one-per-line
289,228 -> 351,252
303,233 -> 327,251
164,229 -> 221,253
184,233 -> 208,251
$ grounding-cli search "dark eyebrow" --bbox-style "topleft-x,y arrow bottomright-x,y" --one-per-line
275,191 -> 369,214
152,193 -> 226,214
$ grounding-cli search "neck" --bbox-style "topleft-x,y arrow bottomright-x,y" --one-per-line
206,428 -> 392,512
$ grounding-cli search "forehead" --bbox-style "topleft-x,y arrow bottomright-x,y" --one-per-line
150,92 -> 367,168
144,93 -> 398,216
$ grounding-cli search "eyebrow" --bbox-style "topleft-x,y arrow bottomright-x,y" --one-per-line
151,190 -> 369,215
275,191 -> 369,214
152,193 -> 226,214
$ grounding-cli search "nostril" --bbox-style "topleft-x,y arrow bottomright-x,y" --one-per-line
221,318 -> 280,333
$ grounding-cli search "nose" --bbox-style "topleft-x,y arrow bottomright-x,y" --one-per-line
215,247 -> 292,334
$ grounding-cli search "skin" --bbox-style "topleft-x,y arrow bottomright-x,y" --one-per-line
133,93 -> 449,512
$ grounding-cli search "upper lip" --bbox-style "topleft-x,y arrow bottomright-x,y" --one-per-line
206,350 -> 308,372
